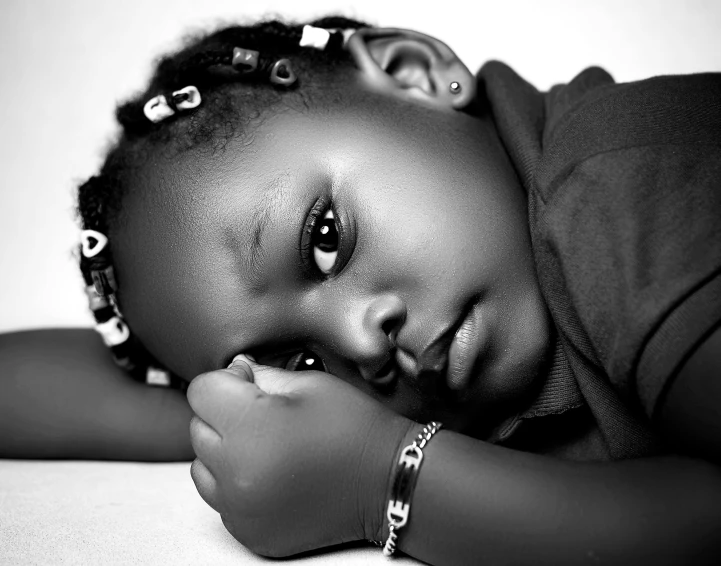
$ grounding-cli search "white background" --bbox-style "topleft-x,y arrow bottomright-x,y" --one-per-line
1,0 -> 720,333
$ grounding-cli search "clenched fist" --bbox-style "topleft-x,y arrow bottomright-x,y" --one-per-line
187,355 -> 415,557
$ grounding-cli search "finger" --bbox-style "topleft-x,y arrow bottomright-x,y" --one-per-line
189,415 -> 223,472
220,514 -> 248,549
226,354 -> 255,382
187,366 -> 260,430
248,358 -> 329,396
190,459 -> 222,513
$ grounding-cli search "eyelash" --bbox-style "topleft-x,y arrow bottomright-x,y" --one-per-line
298,197 -> 340,277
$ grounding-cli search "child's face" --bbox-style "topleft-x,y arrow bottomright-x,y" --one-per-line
113,91 -> 551,434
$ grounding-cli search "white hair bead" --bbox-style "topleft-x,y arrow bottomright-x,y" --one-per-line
300,25 -> 331,50
80,229 -> 109,258
143,94 -> 175,123
172,86 -> 202,110
146,367 -> 171,386
95,317 -> 130,347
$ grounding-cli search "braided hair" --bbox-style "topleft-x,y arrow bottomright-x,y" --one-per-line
77,16 -> 370,387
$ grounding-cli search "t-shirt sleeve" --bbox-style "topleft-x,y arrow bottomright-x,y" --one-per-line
532,73 -> 721,420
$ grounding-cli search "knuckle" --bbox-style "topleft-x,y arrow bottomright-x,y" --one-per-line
189,458 -> 203,485
186,379 -> 200,404
221,516 -> 254,547
187,371 -> 215,401
254,544 -> 290,558
188,416 -> 204,444
226,362 -> 254,382
233,529 -> 286,558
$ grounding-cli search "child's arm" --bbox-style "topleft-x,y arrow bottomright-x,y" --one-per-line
188,355 -> 721,565
399,326 -> 721,565
657,325 -> 721,464
401,427 -> 721,565
0,329 -> 194,461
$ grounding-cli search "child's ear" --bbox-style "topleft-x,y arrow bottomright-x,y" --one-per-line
346,28 -> 476,110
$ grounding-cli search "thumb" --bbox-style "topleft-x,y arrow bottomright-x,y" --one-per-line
225,354 -> 256,383
241,357 -> 321,396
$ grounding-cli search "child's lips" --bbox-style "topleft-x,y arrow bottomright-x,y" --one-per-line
446,301 -> 489,391
372,356 -> 398,386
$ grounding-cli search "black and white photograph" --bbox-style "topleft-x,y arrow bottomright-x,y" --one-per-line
1,1 -> 720,564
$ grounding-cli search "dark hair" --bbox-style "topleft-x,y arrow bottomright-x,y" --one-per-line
77,16 -> 371,385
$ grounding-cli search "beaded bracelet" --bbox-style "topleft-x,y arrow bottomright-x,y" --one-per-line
383,421 -> 443,557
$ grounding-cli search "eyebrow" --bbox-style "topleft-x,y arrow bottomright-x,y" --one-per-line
241,174 -> 289,290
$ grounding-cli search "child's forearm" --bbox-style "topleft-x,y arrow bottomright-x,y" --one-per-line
396,429 -> 721,566
0,329 -> 194,461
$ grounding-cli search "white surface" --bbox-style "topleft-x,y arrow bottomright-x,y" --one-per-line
0,0 -> 720,333
0,460 -> 421,565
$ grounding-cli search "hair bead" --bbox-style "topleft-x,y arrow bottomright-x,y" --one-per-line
91,264 -> 118,296
95,316 -> 130,347
144,86 -> 201,123
269,59 -> 297,87
143,94 -> 175,123
146,366 -> 172,387
298,25 -> 349,51
114,356 -> 136,373
85,284 -> 109,311
232,47 -> 260,73
172,86 -> 201,110
300,25 -> 332,50
81,229 -> 109,258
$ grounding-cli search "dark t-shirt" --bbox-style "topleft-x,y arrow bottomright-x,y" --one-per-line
479,62 -> 721,460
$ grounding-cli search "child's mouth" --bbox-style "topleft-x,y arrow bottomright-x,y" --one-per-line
446,300 -> 490,391
373,355 -> 397,386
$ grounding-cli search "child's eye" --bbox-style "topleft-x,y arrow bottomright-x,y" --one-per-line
285,351 -> 327,372
311,209 -> 338,274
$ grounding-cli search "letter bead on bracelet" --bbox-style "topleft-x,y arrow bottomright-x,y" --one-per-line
383,421 -> 443,557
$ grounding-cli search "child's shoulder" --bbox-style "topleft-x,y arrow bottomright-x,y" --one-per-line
488,64 -> 721,461
542,69 -> 721,173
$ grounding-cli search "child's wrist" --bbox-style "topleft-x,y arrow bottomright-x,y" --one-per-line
364,417 -> 425,545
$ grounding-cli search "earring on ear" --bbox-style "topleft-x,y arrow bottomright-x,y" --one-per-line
449,81 -> 462,95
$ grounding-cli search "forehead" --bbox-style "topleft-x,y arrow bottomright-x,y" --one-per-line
115,105 -> 425,286
132,99 -> 436,213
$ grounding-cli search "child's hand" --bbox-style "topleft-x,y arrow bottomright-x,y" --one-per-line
187,355 -> 415,557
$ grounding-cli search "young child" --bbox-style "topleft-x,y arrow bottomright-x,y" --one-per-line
1,15 -> 720,565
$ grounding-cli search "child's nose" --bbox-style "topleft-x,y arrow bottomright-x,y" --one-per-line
364,294 -> 405,348
342,294 -> 406,383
